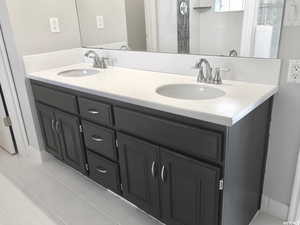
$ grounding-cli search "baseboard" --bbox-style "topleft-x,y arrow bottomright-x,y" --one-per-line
261,195 -> 289,220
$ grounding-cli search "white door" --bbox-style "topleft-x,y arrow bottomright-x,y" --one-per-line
0,89 -> 16,154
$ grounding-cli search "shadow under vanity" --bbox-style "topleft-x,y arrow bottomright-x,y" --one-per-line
30,79 -> 273,225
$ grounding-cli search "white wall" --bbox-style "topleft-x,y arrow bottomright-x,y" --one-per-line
263,25 -> 300,206
76,0 -> 128,48
5,0 -> 81,55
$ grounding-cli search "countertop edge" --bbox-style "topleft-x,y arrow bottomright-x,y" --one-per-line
27,74 -> 277,127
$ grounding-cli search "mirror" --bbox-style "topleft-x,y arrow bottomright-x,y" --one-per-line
75,0 -> 285,58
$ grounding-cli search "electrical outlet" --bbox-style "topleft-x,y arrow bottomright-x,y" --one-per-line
49,17 -> 60,33
287,60 -> 300,83
96,16 -> 104,29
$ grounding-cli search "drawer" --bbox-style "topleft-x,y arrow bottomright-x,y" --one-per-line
87,151 -> 121,194
82,121 -> 117,161
79,97 -> 113,126
32,84 -> 78,114
114,107 -> 223,162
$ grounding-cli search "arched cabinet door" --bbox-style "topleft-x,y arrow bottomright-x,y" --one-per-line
159,148 -> 221,225
55,110 -> 87,174
117,133 -> 160,218
36,103 -> 62,160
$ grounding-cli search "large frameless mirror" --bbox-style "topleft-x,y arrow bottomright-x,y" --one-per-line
75,0 -> 285,59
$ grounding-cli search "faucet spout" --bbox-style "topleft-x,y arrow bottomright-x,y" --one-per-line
196,59 -> 213,83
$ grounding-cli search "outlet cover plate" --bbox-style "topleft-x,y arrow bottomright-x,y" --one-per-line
287,60 -> 300,83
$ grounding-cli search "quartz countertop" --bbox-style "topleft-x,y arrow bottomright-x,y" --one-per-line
27,63 -> 278,126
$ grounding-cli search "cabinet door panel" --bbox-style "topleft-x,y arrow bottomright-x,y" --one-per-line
36,103 -> 62,159
160,149 -> 221,225
55,110 -> 87,174
118,133 -> 160,218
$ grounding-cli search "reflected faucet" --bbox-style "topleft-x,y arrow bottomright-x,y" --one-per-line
229,49 -> 238,57
84,50 -> 108,69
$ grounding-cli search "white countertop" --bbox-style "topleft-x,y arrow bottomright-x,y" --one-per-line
27,63 -> 278,127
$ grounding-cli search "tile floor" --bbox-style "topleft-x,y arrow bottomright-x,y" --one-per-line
0,150 -> 284,225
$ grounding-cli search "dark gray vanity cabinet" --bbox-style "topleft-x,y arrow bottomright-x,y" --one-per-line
36,102 -> 87,174
30,80 -> 274,225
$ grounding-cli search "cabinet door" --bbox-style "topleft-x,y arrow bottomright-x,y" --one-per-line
118,133 -> 160,218
55,110 -> 87,174
160,149 -> 221,225
36,103 -> 62,159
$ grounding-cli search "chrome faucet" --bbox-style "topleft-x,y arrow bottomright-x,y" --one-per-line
195,59 -> 229,85
195,58 -> 213,83
84,50 -> 108,69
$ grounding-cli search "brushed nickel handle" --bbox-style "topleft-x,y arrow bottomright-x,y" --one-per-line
51,119 -> 56,131
91,136 -> 104,142
161,166 -> 166,183
151,161 -> 157,178
96,168 -> 107,174
88,109 -> 100,115
55,121 -> 61,133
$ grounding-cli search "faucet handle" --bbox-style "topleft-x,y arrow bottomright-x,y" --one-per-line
212,67 -> 230,85
213,68 -> 222,85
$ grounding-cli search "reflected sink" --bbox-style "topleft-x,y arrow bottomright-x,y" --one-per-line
156,84 -> 226,100
58,69 -> 99,77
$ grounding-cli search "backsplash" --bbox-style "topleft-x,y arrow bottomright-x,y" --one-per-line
23,48 -> 282,85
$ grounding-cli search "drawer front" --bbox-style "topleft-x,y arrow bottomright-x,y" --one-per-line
114,107 -> 223,162
87,151 -> 121,194
32,84 -> 78,114
82,121 -> 117,161
79,97 -> 113,126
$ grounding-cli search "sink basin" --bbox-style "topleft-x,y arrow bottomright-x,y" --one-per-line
156,84 -> 226,100
58,69 -> 99,77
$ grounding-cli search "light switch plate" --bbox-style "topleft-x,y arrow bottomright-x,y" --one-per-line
96,16 -> 104,29
287,60 -> 300,83
49,17 -> 60,33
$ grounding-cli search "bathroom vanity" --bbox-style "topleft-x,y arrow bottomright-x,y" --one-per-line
28,64 -> 277,225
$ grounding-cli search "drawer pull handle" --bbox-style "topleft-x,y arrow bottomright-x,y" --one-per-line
161,165 -> 167,183
88,109 -> 100,115
91,136 -> 104,142
151,161 -> 157,178
96,168 -> 107,174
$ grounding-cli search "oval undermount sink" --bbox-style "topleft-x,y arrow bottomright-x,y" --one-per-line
156,84 -> 226,100
58,69 -> 99,77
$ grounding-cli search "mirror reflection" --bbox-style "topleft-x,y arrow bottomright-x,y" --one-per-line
76,0 -> 285,58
